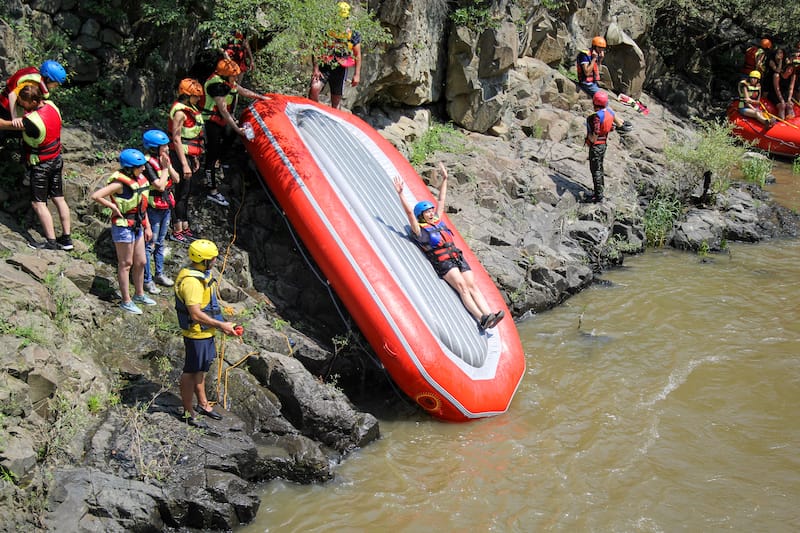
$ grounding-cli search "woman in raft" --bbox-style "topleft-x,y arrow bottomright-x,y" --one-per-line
394,162 -> 505,330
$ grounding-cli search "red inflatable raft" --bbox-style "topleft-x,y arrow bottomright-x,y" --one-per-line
239,95 -> 526,422
727,99 -> 800,157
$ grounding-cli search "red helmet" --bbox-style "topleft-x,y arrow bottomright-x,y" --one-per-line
592,36 -> 607,49
216,58 -> 241,77
592,90 -> 609,107
760,38 -> 772,49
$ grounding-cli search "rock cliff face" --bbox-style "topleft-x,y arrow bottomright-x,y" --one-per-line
1,0 -> 799,530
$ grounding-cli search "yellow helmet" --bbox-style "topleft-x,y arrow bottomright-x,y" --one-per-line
748,70 -> 761,80
188,239 -> 219,263
337,1 -> 351,18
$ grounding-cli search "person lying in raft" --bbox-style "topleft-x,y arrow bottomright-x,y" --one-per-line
394,163 -> 505,330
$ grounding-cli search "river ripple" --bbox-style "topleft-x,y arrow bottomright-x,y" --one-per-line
241,164 -> 800,532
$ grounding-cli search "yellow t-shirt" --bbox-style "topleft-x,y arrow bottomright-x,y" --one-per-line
175,267 -> 217,339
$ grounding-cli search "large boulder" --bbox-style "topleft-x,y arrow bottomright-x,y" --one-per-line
604,22 -> 646,97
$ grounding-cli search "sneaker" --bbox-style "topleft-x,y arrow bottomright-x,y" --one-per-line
618,120 -> 633,133
155,273 -> 174,287
168,230 -> 188,243
132,294 -> 157,306
28,239 -> 59,250
207,192 -> 229,207
182,229 -> 198,242
56,235 -> 74,251
120,301 -> 143,314
144,281 -> 161,294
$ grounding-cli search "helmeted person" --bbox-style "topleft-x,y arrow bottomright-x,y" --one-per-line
201,58 -> 267,207
741,38 -> 772,77
0,84 -> 72,250
168,78 -> 205,244
308,1 -> 363,110
175,239 -> 238,428
575,35 -> 632,133
141,129 -> 178,294
90,149 -> 156,314
393,163 -> 506,330
737,70 -> 774,127
221,30 -> 255,83
584,90 -> 616,203
0,60 -> 67,122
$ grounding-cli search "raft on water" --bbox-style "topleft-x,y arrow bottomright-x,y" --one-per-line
727,99 -> 800,157
240,95 -> 526,422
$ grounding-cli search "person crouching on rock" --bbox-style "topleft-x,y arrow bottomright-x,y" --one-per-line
90,149 -> 155,314
175,239 -> 238,428
585,90 -> 615,203
738,70 -> 775,127
393,163 -> 505,330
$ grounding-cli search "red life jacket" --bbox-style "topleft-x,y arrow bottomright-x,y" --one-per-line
1,67 -> 48,110
417,217 -> 461,263
107,171 -> 150,229
576,50 -> 600,83
22,101 -> 62,166
585,108 -> 615,146
742,46 -> 765,74
168,101 -> 205,156
146,156 -> 175,210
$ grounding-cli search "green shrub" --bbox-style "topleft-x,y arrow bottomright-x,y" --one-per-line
451,1 -> 499,33
643,188 -> 682,247
740,156 -> 772,187
409,122 -> 467,166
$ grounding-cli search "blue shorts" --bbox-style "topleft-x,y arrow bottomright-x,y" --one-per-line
111,225 -> 143,243
183,336 -> 216,373
578,81 -> 602,97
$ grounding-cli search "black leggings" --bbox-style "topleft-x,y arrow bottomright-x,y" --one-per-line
204,121 -> 236,188
170,151 -> 197,222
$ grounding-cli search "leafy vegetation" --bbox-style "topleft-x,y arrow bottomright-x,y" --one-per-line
451,0 -> 499,33
664,119 -> 747,195
740,155 -> 772,187
643,188 -> 683,247
409,122 -> 468,166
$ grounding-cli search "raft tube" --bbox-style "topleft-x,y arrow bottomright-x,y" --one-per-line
727,99 -> 800,157
240,95 -> 526,422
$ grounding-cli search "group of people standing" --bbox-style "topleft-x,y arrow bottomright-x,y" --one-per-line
738,38 -> 800,126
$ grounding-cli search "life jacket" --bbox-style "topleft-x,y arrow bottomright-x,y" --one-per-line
174,268 -> 224,333
0,67 -> 49,111
742,46 -> 766,75
145,156 -> 175,210
416,217 -> 461,263
107,170 -> 150,228
576,49 -> 600,84
22,101 -> 62,166
321,29 -> 357,68
738,79 -> 761,109
201,74 -> 238,127
168,101 -> 205,156
585,108 -> 615,146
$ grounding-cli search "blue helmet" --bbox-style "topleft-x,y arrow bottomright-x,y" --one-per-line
142,129 -> 170,149
119,148 -> 147,168
413,201 -> 435,219
39,60 -> 67,84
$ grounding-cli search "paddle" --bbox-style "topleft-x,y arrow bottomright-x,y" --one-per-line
760,103 -> 799,129
615,92 -> 649,115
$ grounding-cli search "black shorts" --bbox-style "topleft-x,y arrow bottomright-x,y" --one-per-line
319,64 -> 347,96
432,251 -> 471,278
29,155 -> 64,203
183,336 -> 217,373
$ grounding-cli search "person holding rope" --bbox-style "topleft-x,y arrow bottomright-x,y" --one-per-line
175,239 -> 239,428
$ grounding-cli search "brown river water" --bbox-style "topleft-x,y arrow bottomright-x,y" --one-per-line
241,164 -> 800,532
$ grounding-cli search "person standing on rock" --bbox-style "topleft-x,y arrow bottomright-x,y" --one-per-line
576,35 -> 632,133
393,163 -> 505,330
201,58 -> 267,207
175,239 -> 239,428
584,90 -> 615,203
308,1 -> 362,110
141,129 -> 178,294
0,84 -> 73,250
91,149 -> 156,314
169,78 -> 205,244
